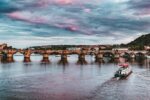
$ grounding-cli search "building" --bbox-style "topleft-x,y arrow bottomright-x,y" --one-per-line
67,47 -> 81,51
112,48 -> 129,53
0,43 -> 8,50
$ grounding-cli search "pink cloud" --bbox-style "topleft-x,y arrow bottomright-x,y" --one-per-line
83,8 -> 91,13
33,0 -> 102,8
65,25 -> 78,31
56,0 -> 74,5
7,11 -> 47,24
7,11 -> 94,35
54,23 -> 78,31
134,9 -> 150,16
7,11 -> 81,32
36,0 -> 53,7
36,0 -> 75,6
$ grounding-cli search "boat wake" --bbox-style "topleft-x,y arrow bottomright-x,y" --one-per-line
134,72 -> 150,81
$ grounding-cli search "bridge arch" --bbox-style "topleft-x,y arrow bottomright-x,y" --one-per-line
135,52 -> 145,59
51,51 -> 60,55
103,52 -> 114,58
121,52 -> 131,58
13,52 -> 24,62
70,51 -> 80,55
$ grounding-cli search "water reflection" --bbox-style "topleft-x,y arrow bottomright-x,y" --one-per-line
0,55 -> 149,67
0,55 -> 150,100
24,62 -> 32,67
58,55 -> 68,65
41,58 -> 50,64
77,59 -> 88,65
23,57 -> 31,63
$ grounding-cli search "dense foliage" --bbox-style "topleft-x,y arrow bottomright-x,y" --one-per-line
127,33 -> 150,50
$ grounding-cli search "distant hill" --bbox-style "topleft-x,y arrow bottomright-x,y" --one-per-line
127,33 -> 150,46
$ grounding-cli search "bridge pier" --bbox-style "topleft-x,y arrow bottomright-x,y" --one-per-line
3,49 -> 16,63
41,53 -> 50,63
114,58 -> 120,64
61,54 -> 68,61
24,53 -> 31,62
6,53 -> 14,63
77,49 -> 87,65
59,50 -> 68,65
135,52 -> 146,60
6,49 -> 16,58
78,54 -> 86,60
24,57 -> 31,62
114,50 -> 120,59
23,50 -> 32,62
114,54 -> 120,59
7,57 -> 14,63
0,53 -> 7,62
130,53 -> 135,59
95,51 -> 103,63
77,54 -> 87,65
7,53 -> 14,58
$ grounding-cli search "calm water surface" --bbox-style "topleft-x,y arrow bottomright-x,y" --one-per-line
0,55 -> 150,100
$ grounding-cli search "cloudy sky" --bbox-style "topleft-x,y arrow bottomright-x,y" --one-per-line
0,0 -> 150,48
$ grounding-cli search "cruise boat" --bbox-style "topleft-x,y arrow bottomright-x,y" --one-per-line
114,63 -> 132,79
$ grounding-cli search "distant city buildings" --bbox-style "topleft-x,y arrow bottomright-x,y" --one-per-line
67,45 -> 112,51
67,47 -> 81,51
112,48 -> 129,53
0,43 -> 13,50
0,43 -> 8,50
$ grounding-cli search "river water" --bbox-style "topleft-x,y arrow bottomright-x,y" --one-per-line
0,55 -> 150,100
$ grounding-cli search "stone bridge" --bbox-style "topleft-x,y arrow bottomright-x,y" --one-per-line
0,49 -> 149,63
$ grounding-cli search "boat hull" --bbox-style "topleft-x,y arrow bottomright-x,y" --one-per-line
114,71 -> 132,79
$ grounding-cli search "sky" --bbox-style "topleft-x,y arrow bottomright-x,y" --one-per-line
0,0 -> 150,48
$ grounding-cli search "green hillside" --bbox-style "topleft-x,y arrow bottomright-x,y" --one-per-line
128,33 -> 150,46
127,33 -> 150,50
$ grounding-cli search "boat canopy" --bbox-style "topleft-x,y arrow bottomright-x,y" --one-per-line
119,63 -> 129,67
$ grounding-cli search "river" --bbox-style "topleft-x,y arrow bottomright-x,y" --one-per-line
0,55 -> 150,100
